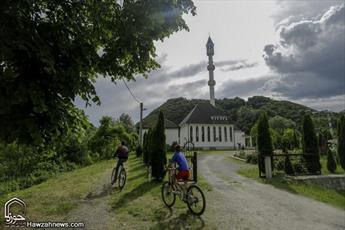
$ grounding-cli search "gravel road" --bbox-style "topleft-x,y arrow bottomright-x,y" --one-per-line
199,153 -> 345,230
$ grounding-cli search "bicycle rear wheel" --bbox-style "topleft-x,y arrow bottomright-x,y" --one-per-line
111,167 -> 117,185
161,182 -> 176,207
118,168 -> 127,190
186,185 -> 206,215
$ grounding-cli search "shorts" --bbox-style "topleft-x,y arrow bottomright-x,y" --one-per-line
176,170 -> 190,181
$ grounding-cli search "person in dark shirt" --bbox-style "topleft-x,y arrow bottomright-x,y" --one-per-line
112,141 -> 129,185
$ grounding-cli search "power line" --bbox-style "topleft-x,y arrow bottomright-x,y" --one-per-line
122,79 -> 141,104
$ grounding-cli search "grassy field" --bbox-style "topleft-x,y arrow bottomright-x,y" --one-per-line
0,159 -> 115,225
0,155 -> 212,229
237,165 -> 345,210
320,155 -> 345,175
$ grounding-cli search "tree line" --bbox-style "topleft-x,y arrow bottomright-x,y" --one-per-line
256,113 -> 345,175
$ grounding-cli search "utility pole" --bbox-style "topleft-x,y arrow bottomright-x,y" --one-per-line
139,102 -> 143,146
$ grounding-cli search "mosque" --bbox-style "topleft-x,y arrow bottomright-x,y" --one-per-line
141,37 -> 246,149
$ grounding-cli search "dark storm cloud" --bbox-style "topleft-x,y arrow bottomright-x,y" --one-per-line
217,76 -> 273,99
263,4 -> 345,99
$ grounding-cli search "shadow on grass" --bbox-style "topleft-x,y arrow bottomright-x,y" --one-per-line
127,172 -> 146,183
111,181 -> 160,210
151,208 -> 205,230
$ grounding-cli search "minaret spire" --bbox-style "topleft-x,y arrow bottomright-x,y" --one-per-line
206,36 -> 216,106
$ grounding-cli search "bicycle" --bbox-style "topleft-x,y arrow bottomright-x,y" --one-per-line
161,164 -> 206,215
111,158 -> 127,190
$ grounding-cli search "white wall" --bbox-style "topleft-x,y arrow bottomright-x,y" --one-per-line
180,123 -> 238,149
234,130 -> 246,149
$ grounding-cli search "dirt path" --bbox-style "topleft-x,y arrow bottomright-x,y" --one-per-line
68,167 -> 117,229
199,153 -> 345,230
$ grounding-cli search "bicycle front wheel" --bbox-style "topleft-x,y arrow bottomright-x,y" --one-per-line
161,182 -> 176,208
186,185 -> 206,215
118,168 -> 127,190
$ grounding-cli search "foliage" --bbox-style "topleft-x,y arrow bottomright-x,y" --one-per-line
282,128 -> 296,150
142,131 -> 150,165
284,155 -> 294,175
141,96 -> 322,136
338,115 -> 345,170
136,145 -> 143,158
257,113 -> 273,174
150,111 -> 167,181
0,0 -> 196,144
326,146 -> 337,173
269,116 -> 296,135
302,114 -> 321,174
118,113 -> 135,133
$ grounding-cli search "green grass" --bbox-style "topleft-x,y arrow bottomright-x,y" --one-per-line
0,159 -> 115,224
1,155 -> 212,229
107,156 -> 212,229
237,166 -> 345,210
320,155 -> 345,175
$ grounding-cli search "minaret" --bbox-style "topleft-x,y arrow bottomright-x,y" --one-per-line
206,36 -> 216,106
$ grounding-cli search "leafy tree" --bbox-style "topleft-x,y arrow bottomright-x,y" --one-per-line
269,116 -> 296,135
327,145 -> 337,173
118,113 -> 135,133
302,114 -> 321,174
293,130 -> 300,149
257,113 -> 273,174
338,115 -> 345,170
0,0 -> 196,144
282,128 -> 295,150
151,111 -> 167,181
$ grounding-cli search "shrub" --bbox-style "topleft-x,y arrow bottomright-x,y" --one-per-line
150,111 -> 167,181
257,113 -> 273,174
327,147 -> 337,173
274,158 -> 285,171
302,114 -> 321,174
338,115 -> 345,170
293,158 -> 308,174
136,145 -> 143,157
284,155 -> 294,175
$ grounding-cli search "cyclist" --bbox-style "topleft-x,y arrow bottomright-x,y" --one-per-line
112,141 -> 129,185
171,144 -> 189,181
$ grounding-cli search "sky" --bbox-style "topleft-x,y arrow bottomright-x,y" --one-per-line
75,0 -> 345,125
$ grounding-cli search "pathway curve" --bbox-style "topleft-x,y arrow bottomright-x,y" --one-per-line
199,153 -> 345,230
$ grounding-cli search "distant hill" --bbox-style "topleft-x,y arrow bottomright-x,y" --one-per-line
142,96 -> 339,134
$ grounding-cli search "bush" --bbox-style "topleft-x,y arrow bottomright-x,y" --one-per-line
327,148 -> 337,173
302,114 -> 321,174
284,155 -> 294,175
150,111 -> 167,181
338,115 -> 345,170
246,154 -> 258,164
293,159 -> 308,174
274,158 -> 285,171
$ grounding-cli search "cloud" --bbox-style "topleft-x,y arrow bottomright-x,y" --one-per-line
263,4 -> 345,100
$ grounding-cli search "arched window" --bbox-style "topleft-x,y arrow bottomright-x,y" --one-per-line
213,127 -> 216,142
196,126 -> 199,142
219,127 -> 222,142
207,127 -> 211,142
201,126 -> 205,142
190,126 -> 193,142
224,127 -> 227,142
229,126 -> 233,142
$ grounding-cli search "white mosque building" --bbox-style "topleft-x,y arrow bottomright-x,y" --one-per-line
141,37 -> 246,149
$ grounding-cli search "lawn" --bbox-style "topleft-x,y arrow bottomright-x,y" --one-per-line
320,155 -> 345,175
237,166 -> 345,210
1,154 -> 212,229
